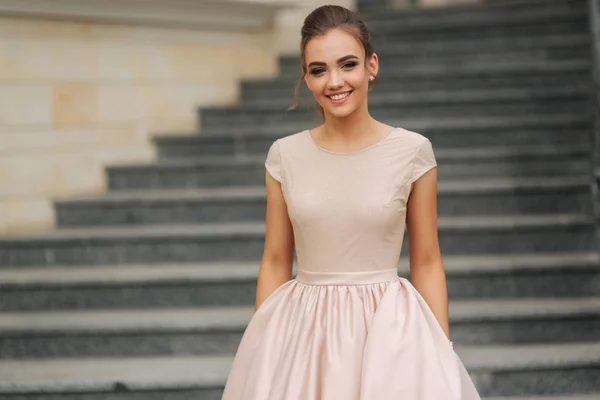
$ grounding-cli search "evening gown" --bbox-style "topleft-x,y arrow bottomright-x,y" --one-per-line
221,127 -> 481,400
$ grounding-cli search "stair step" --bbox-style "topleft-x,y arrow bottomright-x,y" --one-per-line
279,56 -> 591,79
1,299 -> 598,333
279,47 -> 590,79
114,144 -> 592,190
1,253 -> 598,310
365,2 -> 587,32
0,298 -> 598,358
201,99 -> 591,129
155,120 -> 593,159
369,33 -> 590,55
361,0 -> 586,25
55,177 -> 593,227
0,215 -> 594,266
200,85 -> 593,117
195,112 -> 591,137
0,342 -> 598,397
242,61 -> 591,102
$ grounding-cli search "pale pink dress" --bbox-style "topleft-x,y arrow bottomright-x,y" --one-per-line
221,127 -> 481,400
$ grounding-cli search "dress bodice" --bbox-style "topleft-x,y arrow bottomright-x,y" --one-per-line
265,128 -> 437,274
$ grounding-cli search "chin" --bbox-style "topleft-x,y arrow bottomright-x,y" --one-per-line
326,107 -> 355,118
319,100 -> 358,119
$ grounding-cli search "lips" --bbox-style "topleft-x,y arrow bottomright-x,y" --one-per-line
326,90 -> 352,104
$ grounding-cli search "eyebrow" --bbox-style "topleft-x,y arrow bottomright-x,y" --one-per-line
307,54 -> 359,69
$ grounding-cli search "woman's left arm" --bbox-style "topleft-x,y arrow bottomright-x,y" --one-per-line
405,166 -> 451,339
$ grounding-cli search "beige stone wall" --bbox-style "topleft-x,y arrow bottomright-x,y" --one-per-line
275,0 -> 357,55
0,16 -> 278,235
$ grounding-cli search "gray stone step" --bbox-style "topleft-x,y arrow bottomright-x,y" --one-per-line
241,61 -> 591,102
278,46 -> 590,79
278,53 -> 590,79
364,0 -> 586,30
0,342 -> 598,398
114,145 -> 592,190
201,99 -> 590,130
194,112 -> 591,137
0,252 -> 598,311
0,215 -> 595,267
55,177 -> 593,227
378,33 -> 588,57
369,11 -> 586,39
371,33 -> 590,55
361,0 -> 585,25
1,298 -> 598,358
199,86 -> 593,126
156,114 -> 593,158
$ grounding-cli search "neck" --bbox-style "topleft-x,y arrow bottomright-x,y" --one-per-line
322,101 -> 376,141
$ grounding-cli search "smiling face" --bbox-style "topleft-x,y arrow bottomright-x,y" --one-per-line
303,28 -> 378,119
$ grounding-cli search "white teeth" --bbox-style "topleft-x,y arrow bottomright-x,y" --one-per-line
330,92 -> 350,100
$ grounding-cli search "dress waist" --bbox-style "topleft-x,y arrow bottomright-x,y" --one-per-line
295,268 -> 399,285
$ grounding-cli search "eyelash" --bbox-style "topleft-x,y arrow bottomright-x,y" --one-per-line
309,61 -> 358,76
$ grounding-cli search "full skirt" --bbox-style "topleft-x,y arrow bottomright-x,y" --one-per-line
221,268 -> 481,400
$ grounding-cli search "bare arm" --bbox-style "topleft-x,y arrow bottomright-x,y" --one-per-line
255,171 -> 295,310
405,167 -> 451,339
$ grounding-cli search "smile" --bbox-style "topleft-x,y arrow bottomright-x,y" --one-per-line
326,91 -> 352,103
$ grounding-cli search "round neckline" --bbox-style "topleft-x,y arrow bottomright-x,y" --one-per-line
305,127 -> 398,156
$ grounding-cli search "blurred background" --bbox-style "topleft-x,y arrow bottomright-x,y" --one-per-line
0,0 -> 599,398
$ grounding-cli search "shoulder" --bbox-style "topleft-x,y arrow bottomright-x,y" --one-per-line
267,130 -> 310,160
271,130 -> 307,151
390,127 -> 432,149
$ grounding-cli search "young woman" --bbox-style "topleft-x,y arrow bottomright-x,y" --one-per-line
222,5 -> 481,399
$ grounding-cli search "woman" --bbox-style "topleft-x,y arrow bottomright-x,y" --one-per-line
222,4 -> 481,400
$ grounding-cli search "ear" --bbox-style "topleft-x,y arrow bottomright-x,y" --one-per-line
367,53 -> 379,79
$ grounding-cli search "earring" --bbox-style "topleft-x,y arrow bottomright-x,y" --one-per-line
369,76 -> 375,82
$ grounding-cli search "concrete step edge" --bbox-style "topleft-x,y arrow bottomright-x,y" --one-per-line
279,59 -> 592,77
142,143 -> 592,165
245,61 -> 591,86
0,342 -> 599,392
202,86 -> 594,113
195,113 -> 592,137
0,214 -> 594,244
361,0 -> 587,22
0,298 -> 598,334
363,6 -> 587,31
57,176 -> 592,205
279,34 -> 590,58
1,252 -> 597,286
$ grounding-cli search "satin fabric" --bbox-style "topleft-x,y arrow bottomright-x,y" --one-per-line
221,129 -> 481,399
221,269 -> 481,400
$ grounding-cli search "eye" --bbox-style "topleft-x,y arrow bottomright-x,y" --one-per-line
342,61 -> 358,69
309,68 -> 325,76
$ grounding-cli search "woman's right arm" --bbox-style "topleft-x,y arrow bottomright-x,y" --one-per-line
255,170 -> 295,310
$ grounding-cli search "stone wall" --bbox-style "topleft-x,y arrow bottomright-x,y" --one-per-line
274,0 -> 356,55
0,15 -> 278,234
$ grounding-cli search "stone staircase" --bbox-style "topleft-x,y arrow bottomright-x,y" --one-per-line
0,0 -> 599,399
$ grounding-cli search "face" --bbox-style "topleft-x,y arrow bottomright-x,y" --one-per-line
303,28 -> 378,119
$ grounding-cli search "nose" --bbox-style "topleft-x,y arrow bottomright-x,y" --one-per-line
327,70 -> 344,90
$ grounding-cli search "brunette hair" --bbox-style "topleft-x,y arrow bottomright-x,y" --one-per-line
288,5 -> 378,116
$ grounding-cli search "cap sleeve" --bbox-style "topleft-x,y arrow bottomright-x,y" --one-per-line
409,138 -> 437,184
265,140 -> 284,183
